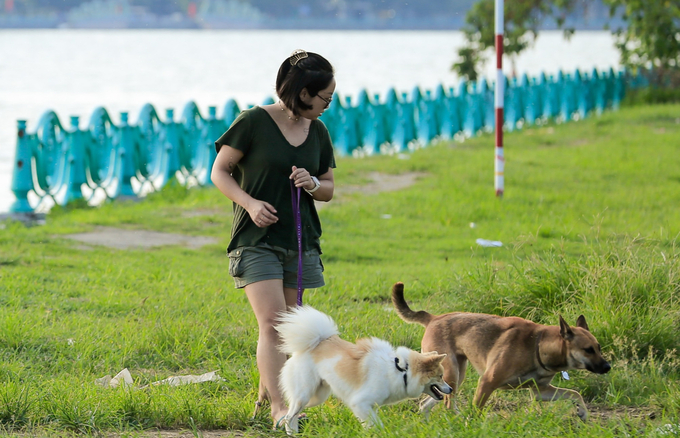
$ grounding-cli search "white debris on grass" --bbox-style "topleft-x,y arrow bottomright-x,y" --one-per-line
656,424 -> 680,436
142,370 -> 225,389
95,368 -> 225,389
96,368 -> 134,388
476,238 -> 503,247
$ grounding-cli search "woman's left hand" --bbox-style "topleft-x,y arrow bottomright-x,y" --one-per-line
290,166 -> 316,191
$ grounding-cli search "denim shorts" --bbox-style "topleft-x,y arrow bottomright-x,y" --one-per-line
227,243 -> 325,289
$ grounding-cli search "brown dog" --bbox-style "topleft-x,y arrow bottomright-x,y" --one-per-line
391,282 -> 611,420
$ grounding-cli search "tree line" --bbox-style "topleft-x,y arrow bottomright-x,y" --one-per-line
453,0 -> 680,91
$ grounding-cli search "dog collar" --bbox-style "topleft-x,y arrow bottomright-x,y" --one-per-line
535,332 -> 553,372
394,357 -> 408,388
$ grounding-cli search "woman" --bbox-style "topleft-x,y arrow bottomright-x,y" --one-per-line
211,49 -> 336,427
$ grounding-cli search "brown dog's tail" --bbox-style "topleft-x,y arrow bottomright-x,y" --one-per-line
391,282 -> 433,327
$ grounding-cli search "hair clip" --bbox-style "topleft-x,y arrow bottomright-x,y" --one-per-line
289,49 -> 308,66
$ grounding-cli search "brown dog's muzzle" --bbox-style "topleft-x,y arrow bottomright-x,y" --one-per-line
589,361 -> 611,374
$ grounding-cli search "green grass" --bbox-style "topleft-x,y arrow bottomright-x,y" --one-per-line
1,104 -> 679,437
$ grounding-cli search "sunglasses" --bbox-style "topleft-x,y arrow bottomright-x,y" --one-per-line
317,94 -> 332,109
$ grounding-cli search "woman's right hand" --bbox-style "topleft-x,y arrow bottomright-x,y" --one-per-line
247,200 -> 278,228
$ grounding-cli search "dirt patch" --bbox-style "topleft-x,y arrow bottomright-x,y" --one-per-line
315,171 -> 425,210
588,405 -> 658,422
61,172 -> 423,250
339,171 -> 424,195
180,209 -> 223,218
63,226 -> 218,250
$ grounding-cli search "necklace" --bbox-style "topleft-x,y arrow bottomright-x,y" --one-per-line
279,100 -> 300,122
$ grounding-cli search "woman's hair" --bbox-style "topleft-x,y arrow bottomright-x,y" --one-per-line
276,50 -> 334,116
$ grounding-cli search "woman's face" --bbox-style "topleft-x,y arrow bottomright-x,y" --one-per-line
300,77 -> 336,120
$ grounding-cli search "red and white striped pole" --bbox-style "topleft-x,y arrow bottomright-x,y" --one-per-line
494,0 -> 504,197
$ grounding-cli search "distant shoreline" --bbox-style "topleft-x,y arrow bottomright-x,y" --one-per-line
0,16 -> 622,31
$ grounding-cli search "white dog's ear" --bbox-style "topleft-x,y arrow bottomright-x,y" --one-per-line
417,352 -> 448,372
422,351 -> 447,363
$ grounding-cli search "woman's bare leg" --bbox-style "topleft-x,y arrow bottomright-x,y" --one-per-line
245,279 -> 299,422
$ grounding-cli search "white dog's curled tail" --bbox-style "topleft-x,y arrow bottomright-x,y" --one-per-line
276,306 -> 339,355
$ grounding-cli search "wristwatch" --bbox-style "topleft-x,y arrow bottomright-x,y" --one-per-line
305,176 -> 321,194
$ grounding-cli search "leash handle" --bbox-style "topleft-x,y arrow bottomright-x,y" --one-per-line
290,180 -> 303,306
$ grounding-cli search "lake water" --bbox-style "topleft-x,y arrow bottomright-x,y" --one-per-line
0,29 -> 620,213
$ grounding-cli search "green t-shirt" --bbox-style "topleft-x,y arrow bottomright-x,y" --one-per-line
214,106 -> 336,253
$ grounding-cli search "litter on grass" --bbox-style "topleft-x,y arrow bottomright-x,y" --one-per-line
142,371 -> 225,388
96,368 -> 133,388
656,424 -> 680,436
96,368 -> 225,389
476,238 -> 503,247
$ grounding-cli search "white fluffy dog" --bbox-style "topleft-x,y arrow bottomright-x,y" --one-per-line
276,306 -> 451,434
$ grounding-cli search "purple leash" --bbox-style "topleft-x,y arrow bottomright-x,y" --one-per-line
290,181 -> 303,306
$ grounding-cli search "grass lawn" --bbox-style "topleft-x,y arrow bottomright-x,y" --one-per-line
1,104 -> 679,437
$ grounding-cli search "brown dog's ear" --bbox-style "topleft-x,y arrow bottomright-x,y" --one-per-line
576,315 -> 590,332
559,315 -> 574,341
